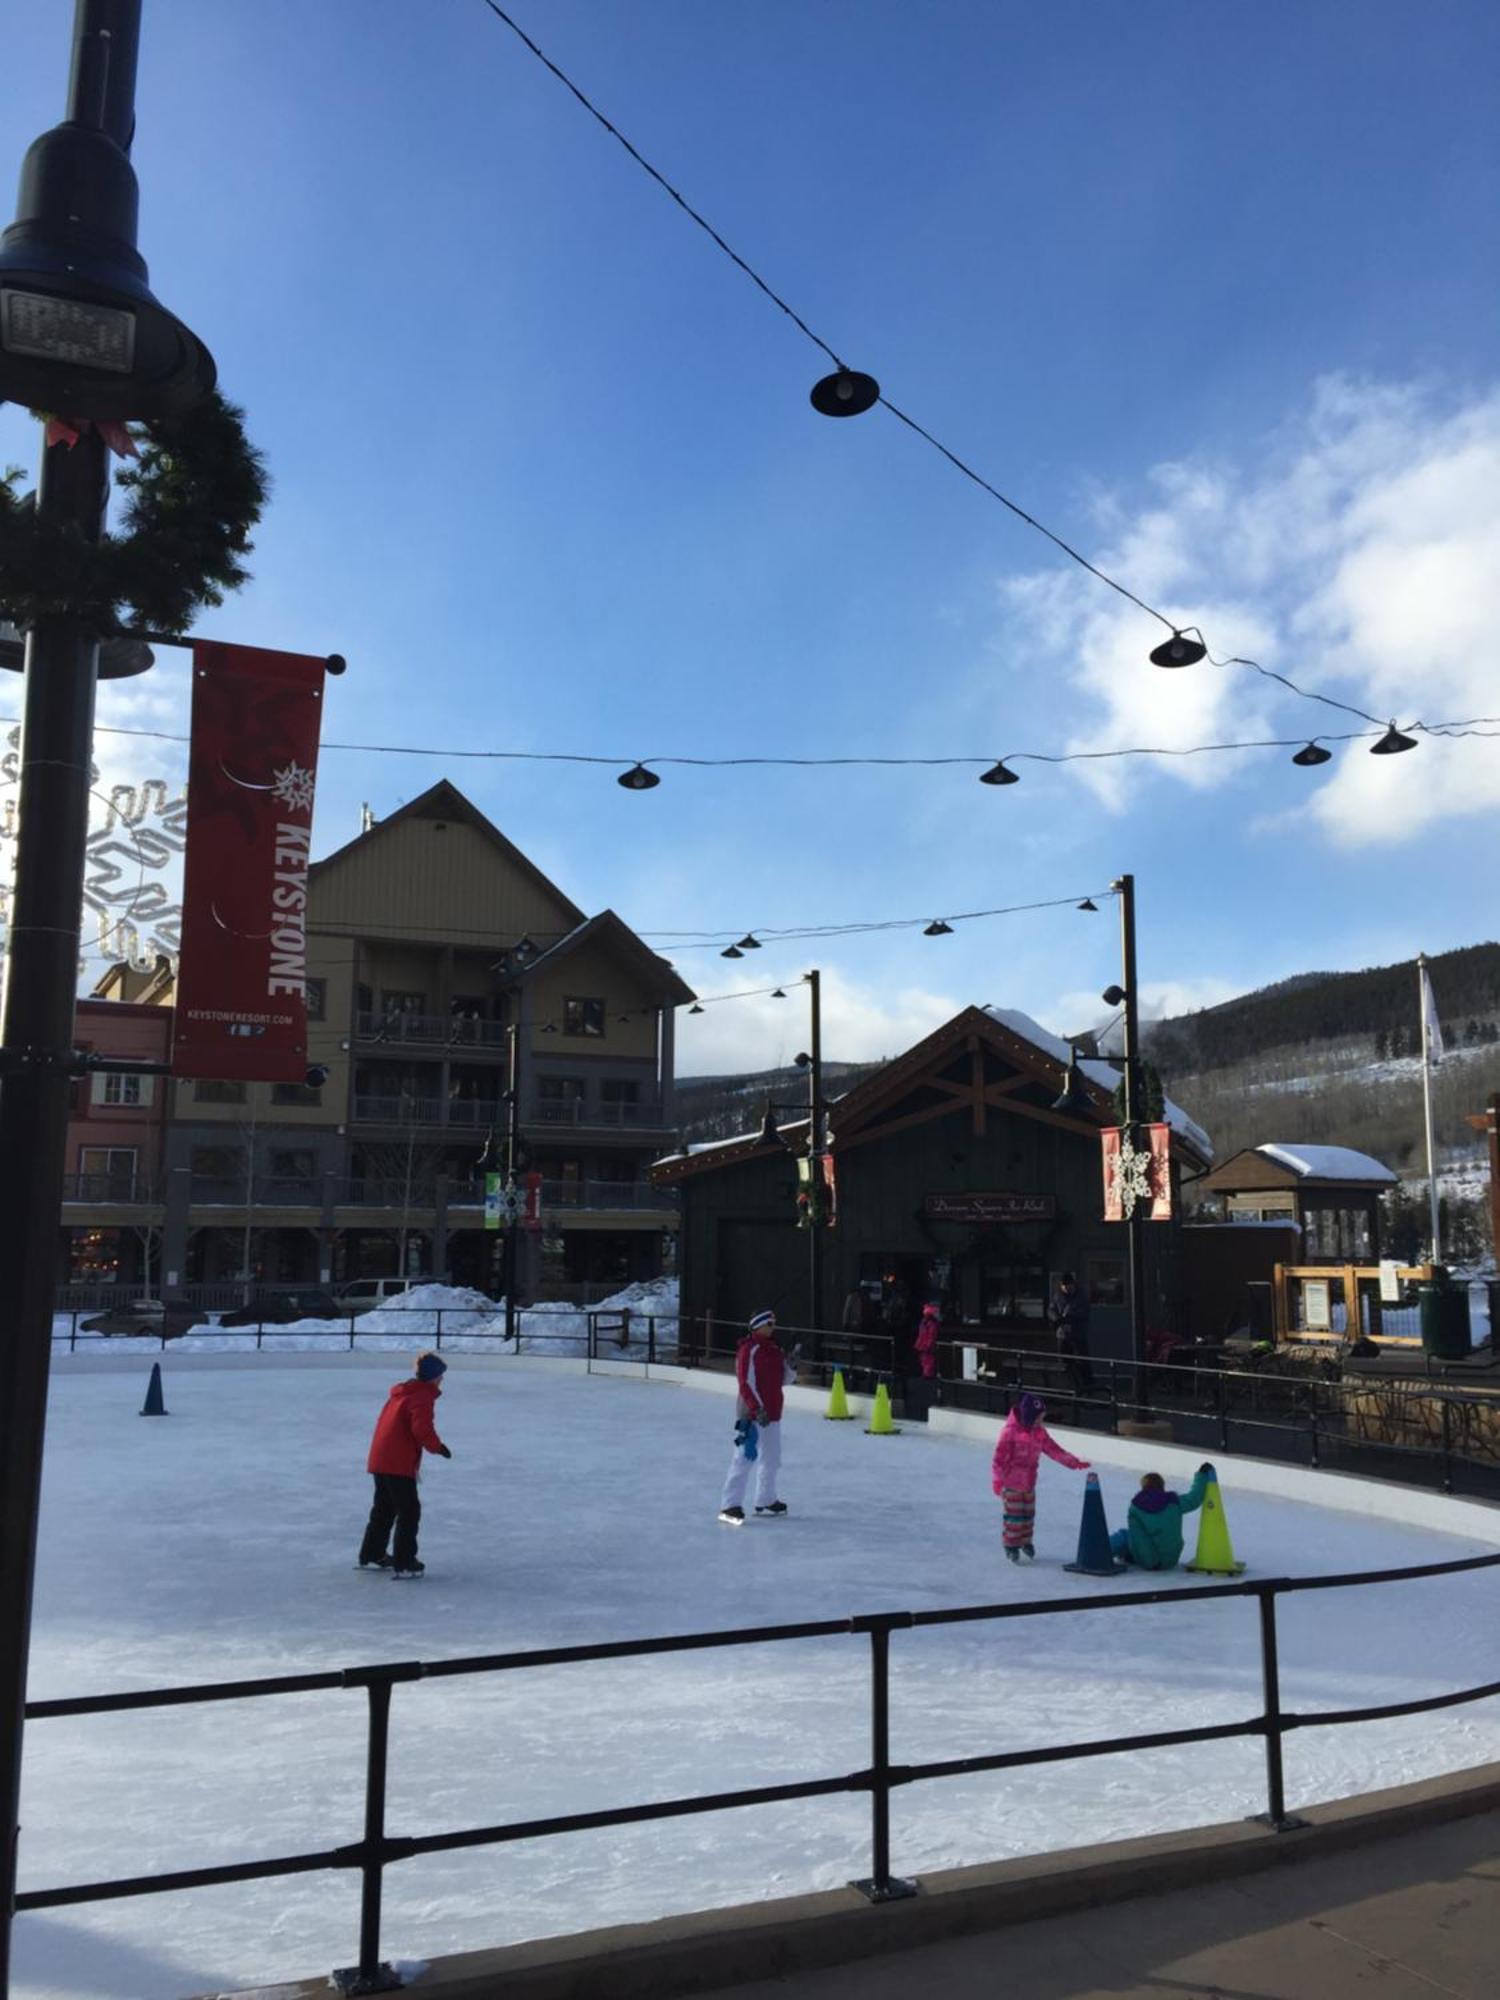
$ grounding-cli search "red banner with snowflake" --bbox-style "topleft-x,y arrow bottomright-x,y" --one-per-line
171,642 -> 328,1082
1101,1124 -> 1173,1222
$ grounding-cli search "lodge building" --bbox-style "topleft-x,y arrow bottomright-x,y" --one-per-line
653,1005 -> 1215,1366
60,782 -> 693,1300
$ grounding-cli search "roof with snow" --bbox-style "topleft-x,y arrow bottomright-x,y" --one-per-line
1257,1144 -> 1398,1184
1200,1142 -> 1398,1194
983,1007 -> 1215,1164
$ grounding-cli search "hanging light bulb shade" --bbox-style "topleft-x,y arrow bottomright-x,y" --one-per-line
810,368 -> 879,418
923,920 -> 954,936
979,761 -> 1020,786
1101,983 -> 1127,1007
771,987 -> 787,999
1148,629 -> 1207,669
617,762 -> 660,790
1371,723 -> 1418,755
721,944 -> 744,959
689,1003 -> 704,1015
757,1100 -> 783,1147
1051,1060 -> 1094,1117
736,935 -> 762,950
1077,899 -> 1099,913
1292,741 -> 1333,767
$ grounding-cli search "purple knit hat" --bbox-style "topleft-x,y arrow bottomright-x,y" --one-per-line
1016,1392 -> 1046,1428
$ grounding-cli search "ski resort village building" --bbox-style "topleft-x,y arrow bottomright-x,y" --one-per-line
653,1005 -> 1215,1368
60,782 -> 693,1299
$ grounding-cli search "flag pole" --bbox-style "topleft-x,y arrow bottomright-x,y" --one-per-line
1418,953 -> 1442,1268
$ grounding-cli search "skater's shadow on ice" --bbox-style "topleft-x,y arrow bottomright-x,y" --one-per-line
14,1909 -> 235,1998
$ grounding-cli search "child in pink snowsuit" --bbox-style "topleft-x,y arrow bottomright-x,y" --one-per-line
990,1393 -> 1089,1561
914,1304 -> 941,1379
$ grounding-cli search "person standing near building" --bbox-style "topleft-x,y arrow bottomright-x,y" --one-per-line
718,1309 -> 795,1523
1050,1271 -> 1092,1387
358,1351 -> 452,1577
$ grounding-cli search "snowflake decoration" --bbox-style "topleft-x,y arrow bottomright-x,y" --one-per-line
270,761 -> 316,814
1108,1133 -> 1158,1219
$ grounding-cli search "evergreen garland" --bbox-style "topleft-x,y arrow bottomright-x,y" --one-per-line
0,392 -> 267,636
1112,1060 -> 1166,1126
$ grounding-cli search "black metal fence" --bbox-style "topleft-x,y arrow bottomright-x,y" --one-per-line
938,1343 -> 1500,1502
49,1305 -> 679,1362
19,1551 -> 1500,1995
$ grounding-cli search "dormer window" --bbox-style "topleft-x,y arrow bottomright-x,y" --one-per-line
563,996 -> 605,1038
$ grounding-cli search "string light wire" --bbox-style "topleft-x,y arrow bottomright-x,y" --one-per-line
471,3 -> 1427,725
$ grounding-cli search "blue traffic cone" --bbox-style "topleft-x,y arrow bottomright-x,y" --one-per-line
1064,1472 -> 1125,1576
140,1362 -> 168,1417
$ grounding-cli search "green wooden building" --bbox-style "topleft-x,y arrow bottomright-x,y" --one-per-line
653,1005 -> 1214,1369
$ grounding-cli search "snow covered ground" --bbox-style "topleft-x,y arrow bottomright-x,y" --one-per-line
17,1353 -> 1500,2000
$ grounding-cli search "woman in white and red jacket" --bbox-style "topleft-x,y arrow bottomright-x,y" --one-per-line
718,1310 -> 795,1523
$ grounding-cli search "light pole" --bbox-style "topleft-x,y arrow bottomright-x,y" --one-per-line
1104,873 -> 1148,1366
806,969 -> 825,1336
0,6 -> 214,1984
503,1020 -> 521,1343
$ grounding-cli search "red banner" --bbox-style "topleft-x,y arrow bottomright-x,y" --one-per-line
1101,1125 -> 1174,1222
172,642 -> 327,1082
523,1171 -> 544,1232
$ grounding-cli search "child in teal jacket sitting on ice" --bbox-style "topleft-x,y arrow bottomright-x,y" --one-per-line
1109,1465 -> 1214,1569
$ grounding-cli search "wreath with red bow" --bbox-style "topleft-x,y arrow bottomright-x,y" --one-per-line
0,391 -> 267,637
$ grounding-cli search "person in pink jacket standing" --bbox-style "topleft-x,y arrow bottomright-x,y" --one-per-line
990,1392 -> 1089,1562
913,1303 -> 941,1380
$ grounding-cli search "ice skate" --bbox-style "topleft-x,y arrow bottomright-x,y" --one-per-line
754,1501 -> 788,1516
391,1560 -> 426,1578
718,1505 -> 745,1525
356,1555 -> 394,1571
1022,1542 -> 1036,1561
1006,1546 -> 1021,1563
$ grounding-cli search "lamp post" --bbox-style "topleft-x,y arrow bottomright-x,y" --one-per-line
805,969 -> 824,1336
503,1020 -> 521,1343
0,7 -> 214,1985
1108,872 -> 1148,1367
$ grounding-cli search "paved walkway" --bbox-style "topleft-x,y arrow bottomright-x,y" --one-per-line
712,1808 -> 1500,2000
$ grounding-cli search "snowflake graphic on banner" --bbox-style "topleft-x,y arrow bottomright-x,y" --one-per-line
0,727 -> 188,976
1107,1132 -> 1158,1219
271,761 -> 315,814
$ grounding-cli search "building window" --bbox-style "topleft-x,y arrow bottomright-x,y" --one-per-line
271,1148 -> 316,1179
306,977 -> 327,1022
272,1082 -> 323,1106
538,1076 -> 585,1103
193,1079 -> 246,1104
1086,1257 -> 1127,1308
382,991 -> 425,1017
600,1078 -> 640,1105
191,1146 -> 241,1180
563,996 -> 605,1038
981,1259 -> 1048,1323
92,1071 -> 152,1107
78,1146 -> 137,1193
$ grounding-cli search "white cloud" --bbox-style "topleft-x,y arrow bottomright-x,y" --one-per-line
676,966 -> 958,1076
1000,379 -> 1500,844
1050,976 -> 1244,1044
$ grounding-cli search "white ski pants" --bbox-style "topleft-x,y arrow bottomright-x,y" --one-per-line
721,1418 -> 782,1510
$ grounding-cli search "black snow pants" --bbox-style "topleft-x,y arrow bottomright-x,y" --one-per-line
359,1473 -> 421,1567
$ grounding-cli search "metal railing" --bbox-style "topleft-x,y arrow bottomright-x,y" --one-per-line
528,1097 -> 667,1128
538,1178 -> 679,1211
18,1549 -> 1500,1994
355,1010 -> 509,1048
938,1341 -> 1500,1501
682,1315 -> 897,1391
50,1305 -> 678,1358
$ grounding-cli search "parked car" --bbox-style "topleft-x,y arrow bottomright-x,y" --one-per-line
335,1277 -> 419,1315
217,1289 -> 345,1328
77,1299 -> 200,1339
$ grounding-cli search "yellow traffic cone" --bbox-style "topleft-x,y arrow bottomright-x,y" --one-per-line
825,1368 -> 855,1420
1185,1475 -> 1245,1575
864,1381 -> 901,1436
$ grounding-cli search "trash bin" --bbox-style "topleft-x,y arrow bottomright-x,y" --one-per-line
1418,1270 -> 1471,1361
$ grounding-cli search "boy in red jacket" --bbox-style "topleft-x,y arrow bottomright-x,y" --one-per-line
358,1351 -> 452,1577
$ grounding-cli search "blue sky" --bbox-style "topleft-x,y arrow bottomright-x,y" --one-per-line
3,0 -> 1497,1072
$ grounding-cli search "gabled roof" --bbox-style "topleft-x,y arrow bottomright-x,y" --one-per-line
522,909 -> 696,1008
309,780 -> 585,930
652,1003 -> 1215,1185
653,1115 -> 809,1184
1201,1143 -> 1397,1194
